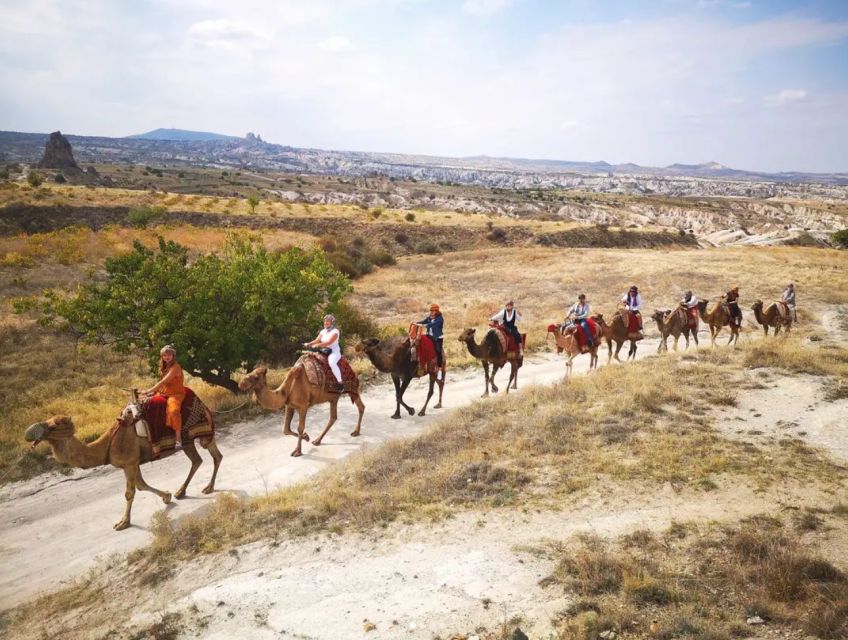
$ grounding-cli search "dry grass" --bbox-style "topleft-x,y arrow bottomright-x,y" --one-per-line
543,514 -> 848,639
351,244 -> 848,367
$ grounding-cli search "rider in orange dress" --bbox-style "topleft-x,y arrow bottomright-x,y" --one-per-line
142,345 -> 186,445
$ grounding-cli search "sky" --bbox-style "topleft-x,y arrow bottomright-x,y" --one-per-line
1,0 -> 847,173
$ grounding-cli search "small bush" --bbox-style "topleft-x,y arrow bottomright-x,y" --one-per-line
0,166 -> 9,180
367,249 -> 396,267
394,232 -> 409,244
486,228 -> 507,242
415,240 -> 440,255
833,229 -> 848,249
53,173 -> 66,184
404,212 -> 416,222
27,171 -> 43,187
127,205 -> 165,229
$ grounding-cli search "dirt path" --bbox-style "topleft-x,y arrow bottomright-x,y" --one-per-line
0,338 -> 656,609
123,482 -> 828,640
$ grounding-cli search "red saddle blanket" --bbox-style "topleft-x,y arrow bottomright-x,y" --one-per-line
141,387 -> 213,459
686,307 -> 699,328
574,318 -> 598,350
300,353 -> 360,398
491,325 -> 526,356
416,335 -> 437,366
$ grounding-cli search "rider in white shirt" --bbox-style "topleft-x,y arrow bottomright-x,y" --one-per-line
566,294 -> 593,347
621,285 -> 643,330
304,314 -> 344,391
491,299 -> 523,356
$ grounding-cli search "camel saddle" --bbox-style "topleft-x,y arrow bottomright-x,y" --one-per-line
572,318 -> 599,352
139,388 -> 213,459
769,300 -> 790,321
618,308 -> 643,339
298,353 -> 360,398
407,324 -> 438,373
674,305 -> 698,329
490,324 -> 526,358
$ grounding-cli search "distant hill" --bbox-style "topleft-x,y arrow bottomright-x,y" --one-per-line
127,128 -> 239,142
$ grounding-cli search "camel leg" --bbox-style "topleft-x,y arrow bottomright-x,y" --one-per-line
292,407 -> 307,457
115,467 -> 137,531
312,399 -> 337,446
391,374 -> 403,419
490,363 -> 501,394
433,375 -> 444,409
672,334 -> 680,351
613,340 -> 624,362
282,406 -> 295,436
135,467 -> 172,505
628,341 -> 637,361
606,338 -> 613,364
418,375 -> 435,416
398,375 -> 415,416
200,437 -> 222,494
511,361 -> 518,389
566,356 -> 573,378
481,361 -> 491,397
350,394 -> 365,436
174,441 -> 202,499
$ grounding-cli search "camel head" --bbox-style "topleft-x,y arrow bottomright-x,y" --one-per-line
458,327 -> 476,343
239,366 -> 268,393
25,415 -> 75,446
751,300 -> 764,312
651,309 -> 666,323
696,299 -> 708,314
355,338 -> 381,354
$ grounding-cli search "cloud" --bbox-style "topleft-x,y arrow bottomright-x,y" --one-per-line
188,18 -> 268,49
462,0 -> 514,17
319,36 -> 352,52
766,89 -> 808,106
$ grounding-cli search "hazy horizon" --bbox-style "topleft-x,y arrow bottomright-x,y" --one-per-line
1,0 -> 847,174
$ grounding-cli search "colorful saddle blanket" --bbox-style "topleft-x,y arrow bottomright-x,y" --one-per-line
141,387 -> 213,459
299,353 -> 360,398
491,325 -> 526,358
573,318 -> 598,351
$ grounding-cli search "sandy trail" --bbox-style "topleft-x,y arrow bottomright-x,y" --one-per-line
0,336 -> 656,608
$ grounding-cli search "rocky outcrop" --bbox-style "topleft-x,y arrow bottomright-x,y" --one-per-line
37,131 -> 79,170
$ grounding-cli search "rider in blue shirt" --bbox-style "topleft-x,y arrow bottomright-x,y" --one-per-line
418,303 -> 444,369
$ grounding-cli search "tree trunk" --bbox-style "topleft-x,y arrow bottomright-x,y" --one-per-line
194,369 -> 240,393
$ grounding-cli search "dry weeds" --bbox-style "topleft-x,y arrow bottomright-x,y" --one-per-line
541,514 -> 848,639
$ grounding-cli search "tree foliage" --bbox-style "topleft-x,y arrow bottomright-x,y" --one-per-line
35,234 -> 352,391
833,229 -> 848,249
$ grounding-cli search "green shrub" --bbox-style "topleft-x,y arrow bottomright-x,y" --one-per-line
833,229 -> 848,249
127,205 -> 166,228
415,240 -> 440,255
367,249 -> 396,267
404,212 -> 416,222
27,171 -> 43,187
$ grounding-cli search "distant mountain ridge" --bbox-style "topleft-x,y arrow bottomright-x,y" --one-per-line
0,129 -> 846,190
127,128 -> 239,142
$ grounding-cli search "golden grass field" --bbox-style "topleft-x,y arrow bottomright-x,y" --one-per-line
351,244 -> 848,366
0,181 -> 670,234
1,222 -> 846,483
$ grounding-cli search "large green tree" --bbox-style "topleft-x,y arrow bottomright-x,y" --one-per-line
36,234 -> 351,392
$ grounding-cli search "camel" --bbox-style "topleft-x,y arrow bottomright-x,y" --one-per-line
651,307 -> 699,353
547,322 -> 600,377
24,409 -> 222,531
751,300 -> 793,336
594,311 -> 642,362
239,364 -> 365,457
458,327 -> 522,397
697,299 -> 740,346
355,336 -> 444,419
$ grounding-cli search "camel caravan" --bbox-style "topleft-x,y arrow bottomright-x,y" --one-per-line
23,285 -> 796,530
